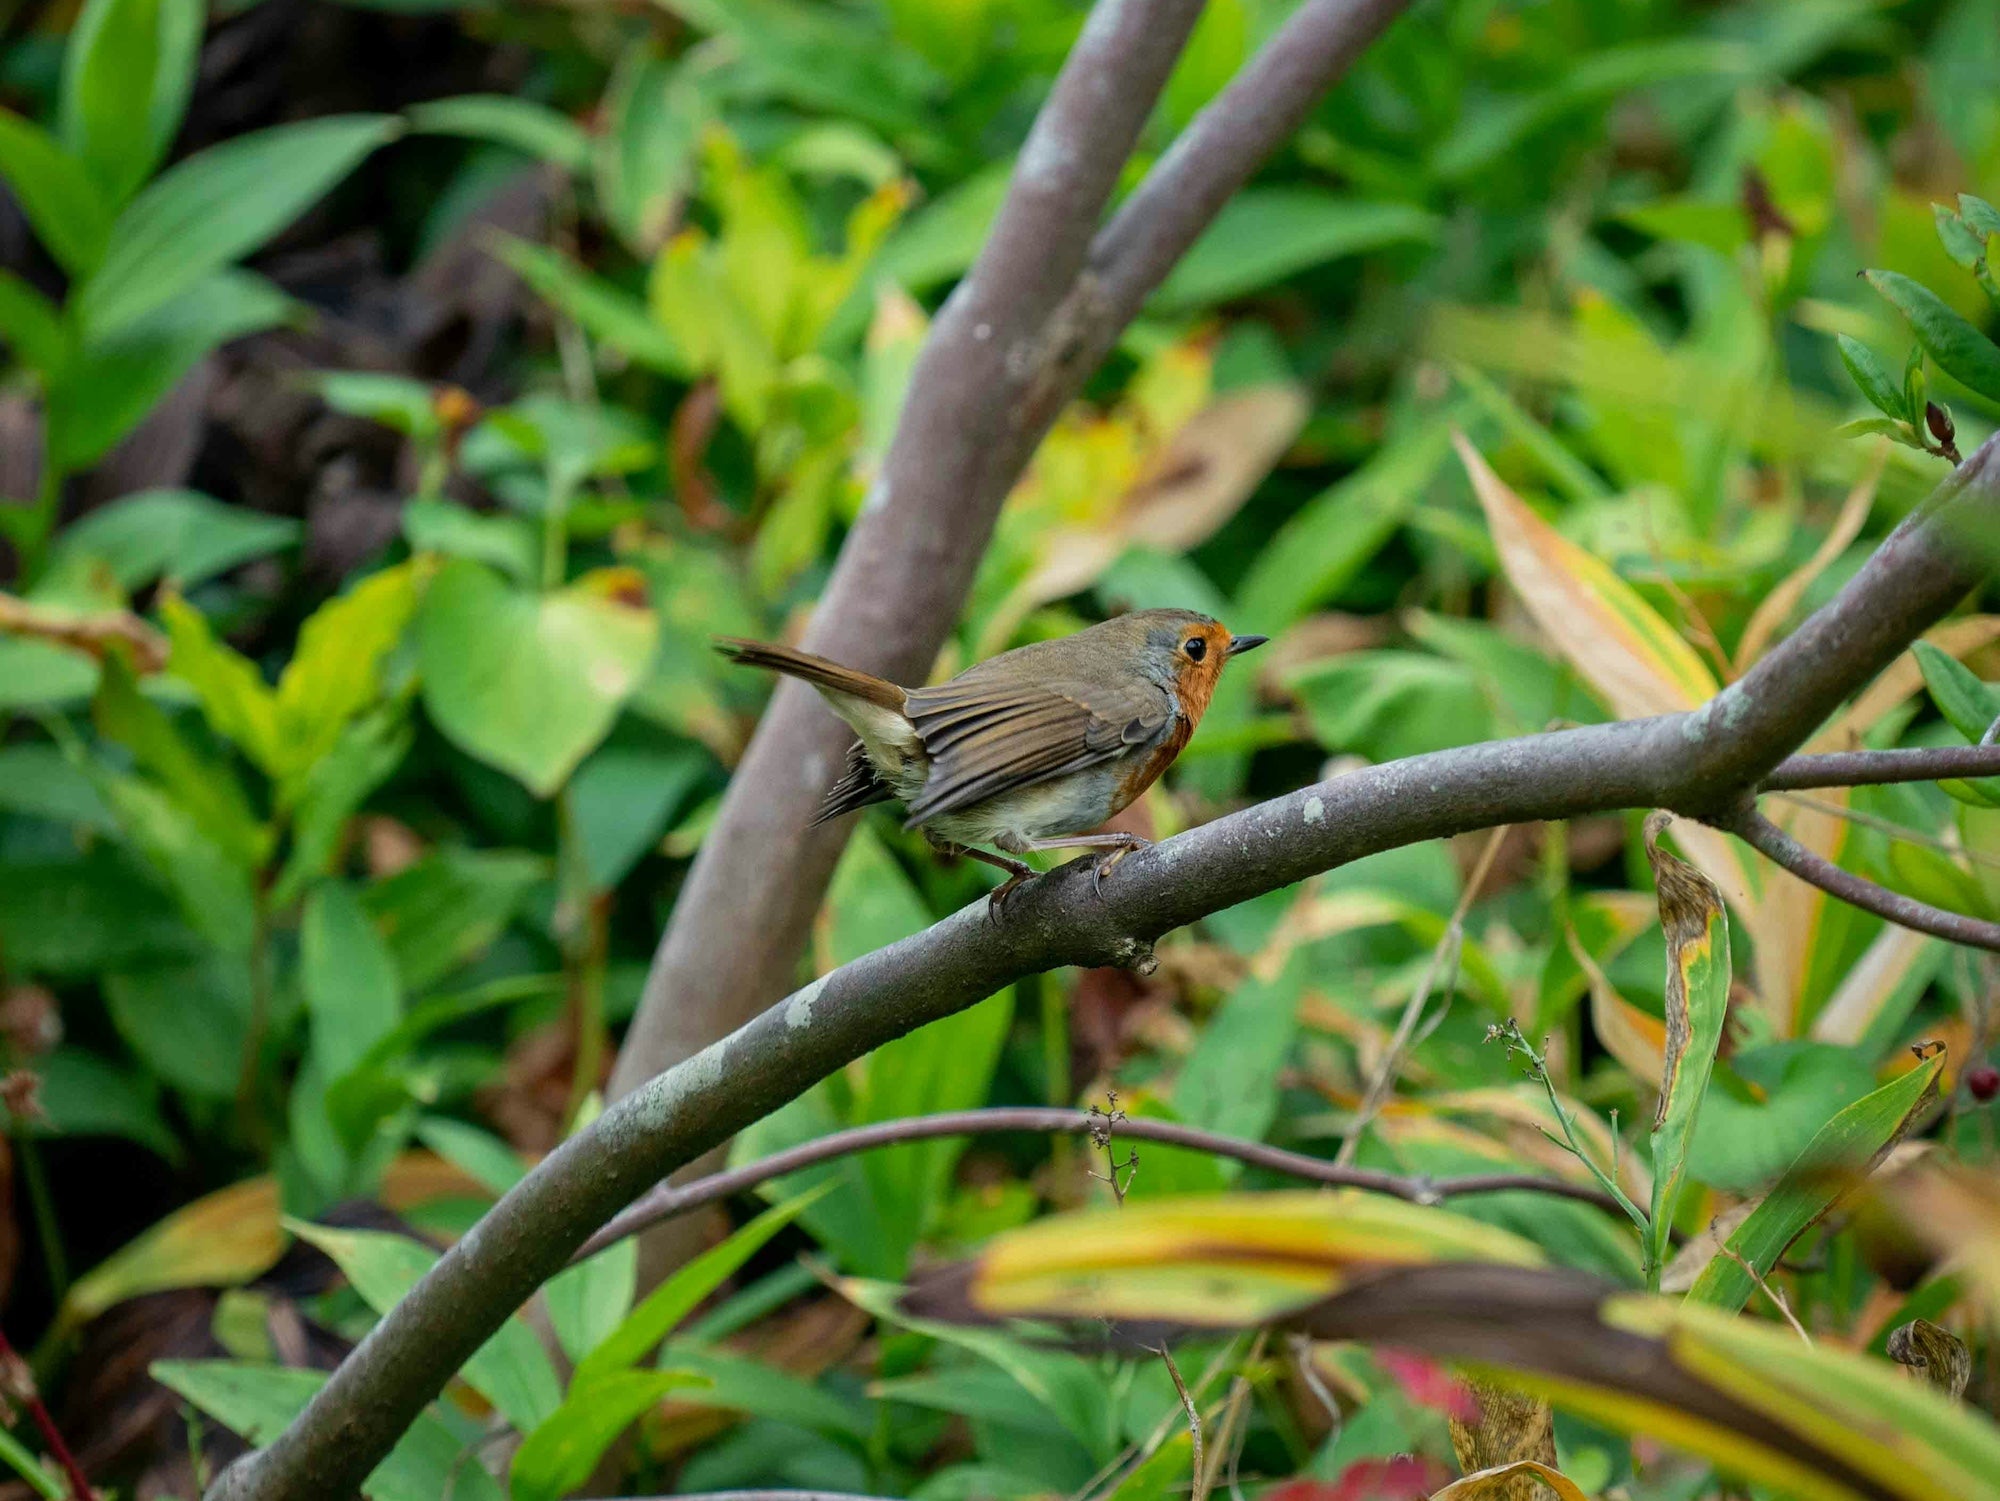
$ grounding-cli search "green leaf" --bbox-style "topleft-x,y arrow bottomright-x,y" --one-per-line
151,1361 -> 504,1501
1936,202 -> 1987,270
572,1189 -> 826,1388
313,372 -> 441,437
567,743 -> 706,890
302,880 -> 402,1081
592,45 -> 707,256
543,1240 -> 638,1366
0,849 -> 196,978
1837,334 -> 1910,421
34,1047 -> 180,1161
286,1220 -> 562,1431
77,114 -> 396,340
1960,194 -> 2000,240
407,95 -> 589,171
0,109 -> 111,274
46,269 -> 293,471
359,847 -> 544,991
418,559 -> 659,797
46,489 -> 298,592
488,235 -> 685,374
1916,641 -> 2000,805
158,591 -> 281,773
0,269 -> 68,376
0,638 -> 98,709
0,744 -> 114,828
1688,1051 -> 1945,1312
411,1116 -> 523,1196
1866,269 -> 2000,405
93,651 -> 269,870
271,707 -> 413,906
1644,816 -> 1730,1281
1153,191 -> 1438,312
272,561 -> 421,788
509,1369 -> 698,1501
59,0 -> 201,206
402,497 -> 538,581
105,957 -> 250,1098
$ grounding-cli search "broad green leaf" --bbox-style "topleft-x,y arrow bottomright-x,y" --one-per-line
159,592 -> 280,771
0,849 -> 195,977
1688,1049 -> 1945,1311
406,95 -> 589,171
48,489 -> 298,592
1837,334 -> 1909,421
96,778 -> 257,954
0,744 -> 113,828
59,1176 -> 281,1333
543,1235 -> 638,1365
1867,270 -> 2000,404
649,1345 -> 872,1441
59,0 -> 201,206
567,743 -> 707,891
0,269 -> 67,376
418,559 -> 659,797
34,1047 -> 180,1161
1643,815 -> 1730,1280
1153,191 -> 1438,311
77,115 -> 396,340
359,847 -> 545,990
45,268 -> 293,471
302,880 -> 402,1081
92,654 -> 267,870
272,706 -> 413,906
151,1361 -> 504,1501
489,235 -> 685,374
0,637 -> 98,708
104,954 -> 252,1095
0,109 -> 111,273
401,496 -> 538,581
509,1369 -> 699,1501
957,1190 -> 1542,1327
572,1188 -> 826,1387
287,1220 -> 562,1431
272,561 -> 422,787
593,45 -> 707,256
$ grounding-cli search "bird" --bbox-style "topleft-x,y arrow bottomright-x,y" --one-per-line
717,609 -> 1269,910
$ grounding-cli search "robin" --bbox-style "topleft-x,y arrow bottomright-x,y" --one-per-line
718,609 -> 1269,909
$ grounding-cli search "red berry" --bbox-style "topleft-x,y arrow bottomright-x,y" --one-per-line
1968,1064 -> 2000,1103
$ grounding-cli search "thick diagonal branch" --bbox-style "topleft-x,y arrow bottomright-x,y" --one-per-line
209,431 -> 1997,1501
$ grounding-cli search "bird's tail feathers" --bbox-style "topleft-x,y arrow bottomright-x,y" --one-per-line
714,637 -> 906,711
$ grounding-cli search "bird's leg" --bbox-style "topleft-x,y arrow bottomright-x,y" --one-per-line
929,837 -> 1035,920
1021,833 -> 1154,898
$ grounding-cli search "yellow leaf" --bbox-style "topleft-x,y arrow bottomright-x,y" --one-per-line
968,1191 -> 1542,1326
160,592 -> 281,772
58,1177 -> 282,1334
1454,434 -> 1718,717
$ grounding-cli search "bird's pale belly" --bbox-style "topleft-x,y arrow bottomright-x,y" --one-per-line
921,761 -> 1132,851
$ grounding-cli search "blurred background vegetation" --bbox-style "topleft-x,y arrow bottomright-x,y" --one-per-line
2,0 -> 2000,1496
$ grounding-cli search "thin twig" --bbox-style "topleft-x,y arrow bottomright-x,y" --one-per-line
1719,1246 -> 1810,1343
1335,827 -> 1507,1167
1773,792 -> 2000,872
574,1107 -> 1624,1261
0,1326 -> 93,1501
1487,1022 -> 1651,1243
1729,806 -> 2000,953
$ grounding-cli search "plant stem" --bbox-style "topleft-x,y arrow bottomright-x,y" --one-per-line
0,1325 -> 92,1501
15,1138 -> 65,1306
235,889 -> 274,1149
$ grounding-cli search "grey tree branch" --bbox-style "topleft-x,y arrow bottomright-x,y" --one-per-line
1728,806 -> 2000,953
209,431 -> 1998,1501
610,0 -> 1421,1233
1761,745 -> 2000,789
573,1105 -> 1626,1262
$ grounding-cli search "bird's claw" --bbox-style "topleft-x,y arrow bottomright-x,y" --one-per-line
1089,837 -> 1151,900
986,872 -> 1029,924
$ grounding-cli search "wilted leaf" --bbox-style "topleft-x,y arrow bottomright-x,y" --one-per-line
1431,1460 -> 1594,1501
1446,1378 -> 1560,1501
1887,1318 -> 1971,1400
1644,814 -> 1730,1278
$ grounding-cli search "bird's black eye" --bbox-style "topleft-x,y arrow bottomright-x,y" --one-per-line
1182,636 -> 1206,662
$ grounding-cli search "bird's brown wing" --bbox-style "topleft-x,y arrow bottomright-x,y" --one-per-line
901,675 -> 1173,827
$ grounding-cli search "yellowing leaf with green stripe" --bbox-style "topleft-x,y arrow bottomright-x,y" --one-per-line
961,1190 -> 1542,1326
1644,813 -> 1729,1284
1453,434 -> 1717,717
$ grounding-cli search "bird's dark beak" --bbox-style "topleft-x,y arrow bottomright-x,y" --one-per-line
1228,634 -> 1269,657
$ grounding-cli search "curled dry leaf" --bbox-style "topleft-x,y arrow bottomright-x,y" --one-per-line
1887,1318 -> 1971,1400
1446,1379 -> 1559,1501
0,590 -> 169,671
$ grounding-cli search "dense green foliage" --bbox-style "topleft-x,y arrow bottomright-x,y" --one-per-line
3,0 -> 2000,1496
